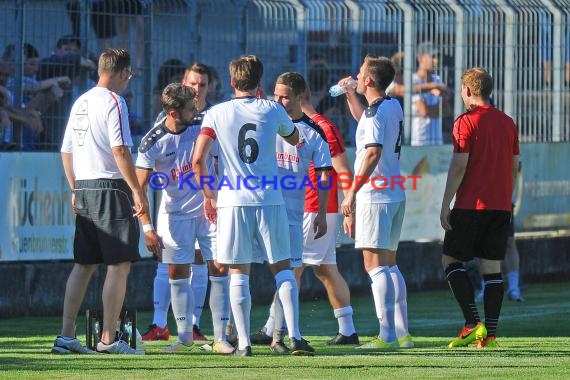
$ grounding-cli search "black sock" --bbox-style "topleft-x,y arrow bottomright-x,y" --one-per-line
483,273 -> 504,338
445,263 -> 480,326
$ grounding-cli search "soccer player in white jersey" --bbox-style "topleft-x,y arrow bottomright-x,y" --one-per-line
135,82 -> 234,354
142,63 -> 226,344
263,72 -> 331,354
54,49 -> 147,355
338,55 -> 412,349
192,55 -> 314,357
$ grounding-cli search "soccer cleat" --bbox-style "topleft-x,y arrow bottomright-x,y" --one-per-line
250,328 -> 272,345
356,337 -> 399,350
448,322 -> 487,348
192,325 -> 208,341
398,334 -> 414,348
290,337 -> 315,356
507,290 -> 524,302
227,334 -> 238,347
163,341 -> 194,353
269,340 -> 290,354
325,332 -> 360,345
51,336 -> 99,354
476,336 -> 498,349
141,324 -> 170,341
213,340 -> 236,354
97,340 -> 145,355
232,346 -> 253,356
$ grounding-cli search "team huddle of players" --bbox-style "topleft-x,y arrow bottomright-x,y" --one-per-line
52,49 -> 518,356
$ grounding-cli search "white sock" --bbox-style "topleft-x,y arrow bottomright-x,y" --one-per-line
170,278 -> 194,345
275,269 -> 300,340
230,273 -> 251,349
369,266 -> 396,343
153,263 -> 170,328
263,301 -> 276,336
334,306 -> 356,336
209,275 -> 230,341
390,265 -> 409,339
190,263 -> 208,327
272,295 -> 285,340
507,271 -> 520,294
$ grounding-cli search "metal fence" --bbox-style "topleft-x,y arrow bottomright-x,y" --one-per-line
1,0 -> 568,151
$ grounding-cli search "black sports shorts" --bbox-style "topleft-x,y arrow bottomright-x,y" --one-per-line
73,179 -> 140,265
443,208 -> 512,262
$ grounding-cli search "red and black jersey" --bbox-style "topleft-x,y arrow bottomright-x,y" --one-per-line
453,104 -> 520,211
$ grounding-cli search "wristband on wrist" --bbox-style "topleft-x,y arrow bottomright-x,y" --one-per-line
142,224 -> 155,233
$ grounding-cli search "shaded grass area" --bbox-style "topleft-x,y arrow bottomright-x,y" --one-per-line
0,282 -> 568,379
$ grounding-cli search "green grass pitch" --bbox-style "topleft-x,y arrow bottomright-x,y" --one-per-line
0,281 -> 568,379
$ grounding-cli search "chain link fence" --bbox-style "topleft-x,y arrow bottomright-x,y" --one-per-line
1,0 -> 568,151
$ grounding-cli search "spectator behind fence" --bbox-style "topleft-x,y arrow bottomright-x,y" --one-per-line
67,1 -> 147,74
540,12 -> 570,89
152,58 -> 187,117
2,43 -> 71,150
206,65 -> 229,104
0,53 -> 42,150
308,55 -> 352,145
411,42 -> 449,146
37,35 -> 96,150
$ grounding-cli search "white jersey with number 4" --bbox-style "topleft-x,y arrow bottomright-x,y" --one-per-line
200,96 -> 295,207
354,97 -> 405,204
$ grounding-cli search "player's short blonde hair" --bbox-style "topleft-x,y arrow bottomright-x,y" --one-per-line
461,67 -> 493,99
98,48 -> 130,76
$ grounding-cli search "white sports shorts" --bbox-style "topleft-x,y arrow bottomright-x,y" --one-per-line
355,200 -> 405,250
157,214 -> 215,264
216,205 -> 291,265
302,212 -> 338,265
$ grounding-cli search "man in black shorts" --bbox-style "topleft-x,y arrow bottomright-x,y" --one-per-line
440,67 -> 519,349
52,48 -> 148,355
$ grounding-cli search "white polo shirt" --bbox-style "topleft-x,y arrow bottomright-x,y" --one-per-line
61,86 -> 133,180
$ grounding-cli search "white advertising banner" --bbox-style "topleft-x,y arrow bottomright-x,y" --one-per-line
0,153 -> 152,262
1,143 -> 569,260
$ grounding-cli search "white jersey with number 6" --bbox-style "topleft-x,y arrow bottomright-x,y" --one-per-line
200,96 -> 296,207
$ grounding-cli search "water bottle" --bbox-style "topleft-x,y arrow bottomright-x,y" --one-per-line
329,79 -> 356,97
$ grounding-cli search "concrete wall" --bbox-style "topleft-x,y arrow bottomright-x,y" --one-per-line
1,234 -> 568,318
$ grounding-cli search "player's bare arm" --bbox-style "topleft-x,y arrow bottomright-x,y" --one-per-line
341,145 -> 382,217
61,152 -> 77,214
332,152 -> 355,236
512,156 -> 520,195
313,169 -> 330,240
112,145 -> 149,218
440,152 -> 469,231
135,167 -> 164,258
192,133 -> 217,223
